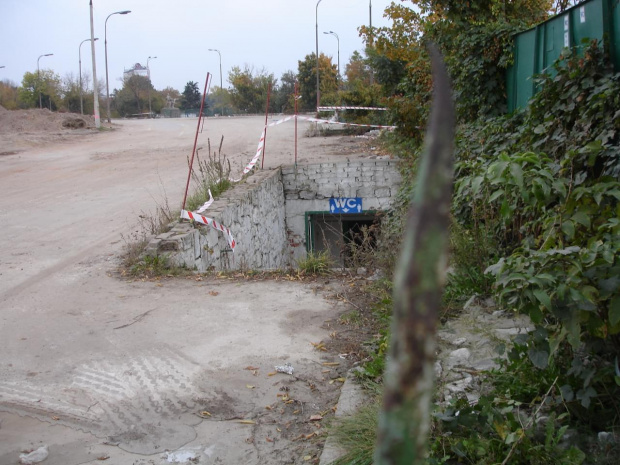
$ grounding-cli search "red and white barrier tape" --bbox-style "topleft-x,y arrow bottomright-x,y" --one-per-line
232,115 -> 394,183
267,115 -> 295,127
317,106 -> 388,111
181,210 -> 236,251
196,189 -> 214,213
300,116 -> 396,130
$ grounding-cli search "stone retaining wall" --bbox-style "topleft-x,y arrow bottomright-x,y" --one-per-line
147,168 -> 288,271
146,160 -> 402,271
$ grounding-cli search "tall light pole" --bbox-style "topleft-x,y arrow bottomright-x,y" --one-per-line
208,49 -> 222,89
324,31 -> 339,82
147,55 -> 157,117
315,0 -> 323,110
105,9 -> 131,123
79,38 -> 98,115
37,53 -> 53,109
89,1 -> 100,128
369,1 -> 374,84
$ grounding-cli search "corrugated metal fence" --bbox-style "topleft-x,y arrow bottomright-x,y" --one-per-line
507,0 -> 620,111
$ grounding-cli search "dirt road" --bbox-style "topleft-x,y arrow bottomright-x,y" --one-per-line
0,116 -> 373,464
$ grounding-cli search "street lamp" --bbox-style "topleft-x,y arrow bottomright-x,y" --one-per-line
79,38 -> 98,115
324,31 -> 339,81
37,53 -> 53,109
315,0 -> 323,110
369,1 -> 374,84
105,9 -> 131,123
147,55 -> 157,117
207,49 -> 222,89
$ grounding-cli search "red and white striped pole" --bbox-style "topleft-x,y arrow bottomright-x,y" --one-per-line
182,73 -> 210,211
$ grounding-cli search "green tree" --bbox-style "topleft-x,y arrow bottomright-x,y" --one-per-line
19,69 -> 62,109
180,81 -> 202,112
228,65 -> 276,114
206,86 -> 235,116
273,70 -> 297,113
297,52 -> 337,110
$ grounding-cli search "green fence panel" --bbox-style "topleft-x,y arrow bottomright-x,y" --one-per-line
507,0 -> 619,112
612,0 -> 620,69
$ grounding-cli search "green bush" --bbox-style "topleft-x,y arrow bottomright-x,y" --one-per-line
453,40 -> 620,430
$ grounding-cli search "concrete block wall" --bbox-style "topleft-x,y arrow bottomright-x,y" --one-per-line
146,160 -> 401,271
147,168 -> 289,271
282,160 -> 401,264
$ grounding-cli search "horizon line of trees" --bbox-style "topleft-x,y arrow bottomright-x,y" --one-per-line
0,47 -> 378,118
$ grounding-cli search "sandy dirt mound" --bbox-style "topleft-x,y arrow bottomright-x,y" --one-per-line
0,105 -> 96,134
0,105 -> 98,153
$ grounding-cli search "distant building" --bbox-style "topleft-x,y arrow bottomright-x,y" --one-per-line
123,63 -> 148,80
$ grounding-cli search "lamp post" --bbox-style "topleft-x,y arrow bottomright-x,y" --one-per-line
207,49 -> 222,89
315,0 -> 323,110
105,9 -> 131,123
147,55 -> 157,117
79,38 -> 98,115
37,53 -> 53,109
369,1 -> 374,84
324,31 -> 339,81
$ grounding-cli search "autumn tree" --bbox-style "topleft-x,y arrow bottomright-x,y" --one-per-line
344,51 -> 372,88
159,86 -> 181,108
360,0 -> 552,136
0,79 -> 20,110
338,51 -> 385,124
113,75 -> 153,116
62,73 -> 82,113
297,53 -> 337,111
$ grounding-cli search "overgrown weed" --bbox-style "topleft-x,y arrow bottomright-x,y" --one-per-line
327,397 -> 381,465
296,250 -> 333,276
186,136 -> 232,212
121,184 -> 175,271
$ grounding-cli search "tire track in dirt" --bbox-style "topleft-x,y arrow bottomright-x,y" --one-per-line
0,345 -> 211,454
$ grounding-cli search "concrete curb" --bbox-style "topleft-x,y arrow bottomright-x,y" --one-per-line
319,370 -> 368,465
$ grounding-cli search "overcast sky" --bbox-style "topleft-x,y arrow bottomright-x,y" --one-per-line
0,0 -> 398,93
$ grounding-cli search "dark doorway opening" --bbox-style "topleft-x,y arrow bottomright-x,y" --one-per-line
307,212 -> 380,267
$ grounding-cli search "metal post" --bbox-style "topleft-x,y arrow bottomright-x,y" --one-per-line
294,81 -> 298,166
89,1 -> 100,128
79,38 -> 98,115
37,53 -> 53,109
147,56 -> 157,117
261,82 -> 271,169
324,31 -> 339,83
182,73 -> 211,212
105,10 -> 131,123
369,0 -> 374,85
208,49 -> 222,89
315,0 -> 323,111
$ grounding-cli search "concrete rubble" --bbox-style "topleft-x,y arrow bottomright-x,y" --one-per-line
319,296 -> 533,464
